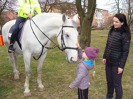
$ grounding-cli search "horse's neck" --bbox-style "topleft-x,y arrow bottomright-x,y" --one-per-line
32,13 -> 63,38
28,14 -> 63,44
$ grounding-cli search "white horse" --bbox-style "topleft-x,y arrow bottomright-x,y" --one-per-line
2,13 -> 79,96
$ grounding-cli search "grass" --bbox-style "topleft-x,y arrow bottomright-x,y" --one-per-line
0,30 -> 133,99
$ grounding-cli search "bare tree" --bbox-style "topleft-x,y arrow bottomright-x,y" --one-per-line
115,0 -> 121,13
39,0 -> 77,16
110,0 -> 125,13
76,0 -> 96,48
0,0 -> 17,32
39,0 -> 53,12
126,0 -> 133,27
39,0 -> 66,12
106,0 -> 133,28
113,0 -> 133,28
0,0 -> 8,33
0,0 -> 7,13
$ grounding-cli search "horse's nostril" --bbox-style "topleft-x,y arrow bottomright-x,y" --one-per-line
70,57 -> 76,63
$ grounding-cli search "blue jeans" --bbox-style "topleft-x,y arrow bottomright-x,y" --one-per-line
10,17 -> 27,44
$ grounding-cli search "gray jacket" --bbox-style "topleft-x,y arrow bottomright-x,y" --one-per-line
69,58 -> 94,89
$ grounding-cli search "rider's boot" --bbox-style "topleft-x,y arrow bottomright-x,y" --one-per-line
8,43 -> 15,53
8,32 -> 16,53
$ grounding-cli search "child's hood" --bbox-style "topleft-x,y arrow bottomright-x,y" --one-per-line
80,59 -> 94,70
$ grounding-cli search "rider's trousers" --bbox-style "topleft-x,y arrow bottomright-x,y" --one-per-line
10,17 -> 27,44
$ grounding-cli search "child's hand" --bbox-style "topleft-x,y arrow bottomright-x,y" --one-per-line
69,85 -> 73,88
92,71 -> 96,80
92,71 -> 96,77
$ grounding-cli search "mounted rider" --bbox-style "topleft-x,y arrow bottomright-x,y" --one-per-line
8,0 -> 41,53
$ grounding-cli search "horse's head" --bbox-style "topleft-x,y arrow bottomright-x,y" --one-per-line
57,15 -> 79,63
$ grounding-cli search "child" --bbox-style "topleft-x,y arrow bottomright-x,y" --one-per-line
69,46 -> 100,99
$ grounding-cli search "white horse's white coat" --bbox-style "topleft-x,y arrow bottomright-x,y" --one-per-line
2,13 -> 79,96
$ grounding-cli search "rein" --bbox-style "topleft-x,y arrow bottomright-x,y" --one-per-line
29,19 -> 78,60
59,26 -> 78,51
30,19 -> 50,60
30,19 -> 59,49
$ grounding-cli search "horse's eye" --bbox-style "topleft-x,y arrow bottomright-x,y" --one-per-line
66,34 -> 69,38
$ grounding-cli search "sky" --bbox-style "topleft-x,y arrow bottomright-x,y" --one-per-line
4,0 -> 116,12
96,0 -> 115,12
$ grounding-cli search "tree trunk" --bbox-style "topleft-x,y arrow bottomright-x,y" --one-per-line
80,17 -> 92,48
76,0 -> 96,48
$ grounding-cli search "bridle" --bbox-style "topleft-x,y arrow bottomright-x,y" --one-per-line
30,19 -> 78,60
57,26 -> 78,51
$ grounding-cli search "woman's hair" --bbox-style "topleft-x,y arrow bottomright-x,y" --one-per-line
110,13 -> 131,40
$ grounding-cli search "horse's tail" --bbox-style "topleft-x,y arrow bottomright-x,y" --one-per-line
2,20 -> 15,45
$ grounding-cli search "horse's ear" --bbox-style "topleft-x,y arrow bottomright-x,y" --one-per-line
62,14 -> 66,22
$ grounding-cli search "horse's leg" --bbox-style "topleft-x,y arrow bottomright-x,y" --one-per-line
23,52 -> 31,96
9,52 -> 20,79
37,52 -> 47,91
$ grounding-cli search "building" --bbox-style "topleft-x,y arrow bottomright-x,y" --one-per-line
93,8 -> 110,29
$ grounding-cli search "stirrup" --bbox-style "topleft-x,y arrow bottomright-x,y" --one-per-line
8,44 -> 15,53
8,49 -> 15,53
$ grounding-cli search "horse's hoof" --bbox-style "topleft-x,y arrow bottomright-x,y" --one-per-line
24,92 -> 31,97
14,72 -> 20,79
38,85 -> 44,91
14,75 -> 19,79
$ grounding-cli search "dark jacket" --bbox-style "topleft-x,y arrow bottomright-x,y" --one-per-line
103,28 -> 130,68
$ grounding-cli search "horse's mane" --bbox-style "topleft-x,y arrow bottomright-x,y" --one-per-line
33,12 -> 78,28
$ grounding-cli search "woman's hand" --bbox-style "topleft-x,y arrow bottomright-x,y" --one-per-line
102,59 -> 106,65
118,67 -> 123,74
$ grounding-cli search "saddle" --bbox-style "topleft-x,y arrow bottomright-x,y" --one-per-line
8,22 -> 25,49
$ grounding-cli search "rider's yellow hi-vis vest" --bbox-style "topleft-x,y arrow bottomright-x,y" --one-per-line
18,0 -> 41,18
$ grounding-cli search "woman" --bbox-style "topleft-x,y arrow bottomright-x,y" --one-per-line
102,13 -> 131,99
8,0 -> 41,53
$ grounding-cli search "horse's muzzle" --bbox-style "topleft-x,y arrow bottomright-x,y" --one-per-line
69,57 -> 77,63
